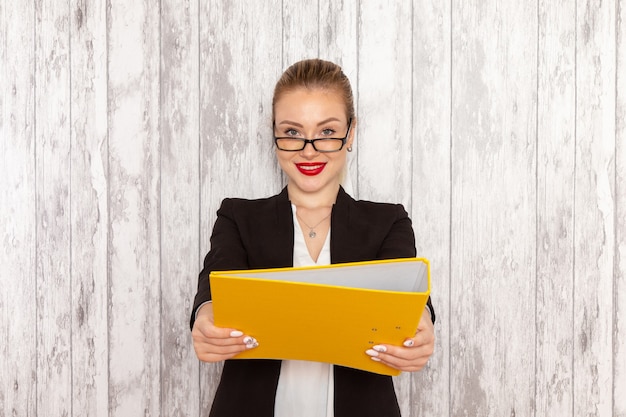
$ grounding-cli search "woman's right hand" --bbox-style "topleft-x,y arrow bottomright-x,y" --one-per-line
191,303 -> 258,362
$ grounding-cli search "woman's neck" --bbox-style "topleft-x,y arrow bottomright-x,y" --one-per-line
287,183 -> 340,209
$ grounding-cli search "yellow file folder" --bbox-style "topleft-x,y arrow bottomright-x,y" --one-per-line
210,257 -> 430,376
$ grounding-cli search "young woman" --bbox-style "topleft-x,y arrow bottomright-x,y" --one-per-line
190,59 -> 435,417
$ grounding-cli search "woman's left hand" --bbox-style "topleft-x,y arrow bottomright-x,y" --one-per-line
365,308 -> 435,372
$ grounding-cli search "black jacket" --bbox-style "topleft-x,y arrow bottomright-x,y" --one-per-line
191,186 -> 435,417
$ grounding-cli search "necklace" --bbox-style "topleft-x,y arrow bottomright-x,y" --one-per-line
296,211 -> 331,238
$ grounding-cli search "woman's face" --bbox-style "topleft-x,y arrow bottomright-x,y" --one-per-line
273,87 -> 354,198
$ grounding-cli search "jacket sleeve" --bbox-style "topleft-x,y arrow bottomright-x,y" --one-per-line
189,198 -> 250,329
376,204 -> 436,324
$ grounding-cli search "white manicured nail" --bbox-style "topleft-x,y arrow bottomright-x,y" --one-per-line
373,345 -> 387,353
230,330 -> 243,337
403,339 -> 415,347
365,349 -> 379,357
243,336 -> 258,348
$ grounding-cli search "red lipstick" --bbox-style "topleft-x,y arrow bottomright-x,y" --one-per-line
295,162 -> 326,176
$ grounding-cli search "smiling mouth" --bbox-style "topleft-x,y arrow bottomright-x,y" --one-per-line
295,162 -> 326,176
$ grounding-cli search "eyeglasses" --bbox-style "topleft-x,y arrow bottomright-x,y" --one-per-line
274,118 -> 352,153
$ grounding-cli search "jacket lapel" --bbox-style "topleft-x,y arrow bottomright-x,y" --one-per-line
330,186 -> 357,264
272,187 -> 295,267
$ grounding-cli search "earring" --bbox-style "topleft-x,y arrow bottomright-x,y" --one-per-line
347,146 -> 353,152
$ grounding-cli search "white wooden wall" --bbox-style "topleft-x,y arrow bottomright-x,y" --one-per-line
1,1 -> 624,416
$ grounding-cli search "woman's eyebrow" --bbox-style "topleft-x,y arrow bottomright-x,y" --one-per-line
277,117 -> 342,127
277,120 -> 303,127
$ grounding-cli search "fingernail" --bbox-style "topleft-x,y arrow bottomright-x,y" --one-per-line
403,340 -> 415,347
365,349 -> 379,357
370,357 -> 381,362
230,330 -> 243,337
373,345 -> 387,353
243,336 -> 258,348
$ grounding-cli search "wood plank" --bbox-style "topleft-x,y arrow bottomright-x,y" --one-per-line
357,2 -> 413,414
198,1 -> 282,410
535,0 -> 576,415
160,0 -> 200,415
318,0 -> 358,197
34,1 -> 72,415
0,2 -> 37,416
282,1 -> 318,65
450,2 -> 537,415
357,1 -> 413,206
409,1 -> 451,415
615,2 -> 626,415
107,0 -> 161,415
573,1 -> 616,416
69,1 -> 110,416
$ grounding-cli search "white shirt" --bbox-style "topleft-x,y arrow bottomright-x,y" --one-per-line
274,205 -> 334,417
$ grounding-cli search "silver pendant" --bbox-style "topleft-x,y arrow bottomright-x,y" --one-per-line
309,230 -> 316,238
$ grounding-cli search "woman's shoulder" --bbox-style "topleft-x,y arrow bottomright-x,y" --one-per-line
222,193 -> 282,205
218,188 -> 289,214
351,197 -> 404,209
339,189 -> 408,217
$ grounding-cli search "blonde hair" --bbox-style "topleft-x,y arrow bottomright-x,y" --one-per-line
272,59 -> 355,122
